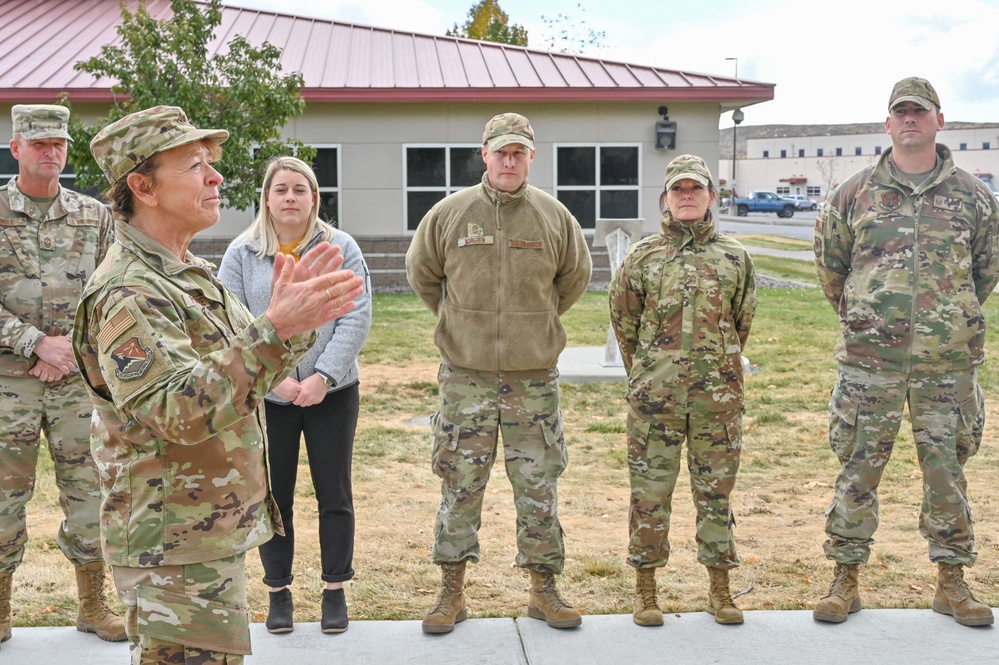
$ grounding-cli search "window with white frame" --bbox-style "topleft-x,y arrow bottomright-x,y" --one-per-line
404,145 -> 484,231
554,144 -> 640,229
310,146 -> 340,226
776,186 -> 790,195
255,145 -> 341,227
807,186 -> 821,196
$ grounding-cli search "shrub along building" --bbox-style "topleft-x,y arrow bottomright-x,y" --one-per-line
0,0 -> 773,291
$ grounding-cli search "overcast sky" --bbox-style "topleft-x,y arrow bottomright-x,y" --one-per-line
226,0 -> 999,128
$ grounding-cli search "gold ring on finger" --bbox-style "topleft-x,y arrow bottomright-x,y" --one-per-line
325,288 -> 332,300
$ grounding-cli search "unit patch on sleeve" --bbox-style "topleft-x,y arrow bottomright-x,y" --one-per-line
110,337 -> 154,381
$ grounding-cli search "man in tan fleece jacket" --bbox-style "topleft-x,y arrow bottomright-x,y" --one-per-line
406,112 -> 591,634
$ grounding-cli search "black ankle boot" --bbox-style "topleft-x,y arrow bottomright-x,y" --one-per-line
321,588 -> 348,633
266,588 -> 294,634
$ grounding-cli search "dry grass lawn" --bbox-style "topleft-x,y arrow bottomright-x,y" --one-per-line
11,280 -> 999,629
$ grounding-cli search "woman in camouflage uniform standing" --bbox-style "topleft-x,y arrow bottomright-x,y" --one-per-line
74,107 -> 364,664
609,154 -> 756,627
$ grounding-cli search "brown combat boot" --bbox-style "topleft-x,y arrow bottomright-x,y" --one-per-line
813,563 -> 861,623
422,561 -> 467,634
75,562 -> 127,642
932,562 -> 995,627
527,570 -> 581,629
0,571 -> 12,644
706,567 -> 744,625
633,568 -> 663,626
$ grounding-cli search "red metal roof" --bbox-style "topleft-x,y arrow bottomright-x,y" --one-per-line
0,0 -> 774,105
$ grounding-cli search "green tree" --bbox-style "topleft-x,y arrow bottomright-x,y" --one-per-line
446,0 -> 528,46
539,3 -> 606,55
62,0 -> 313,211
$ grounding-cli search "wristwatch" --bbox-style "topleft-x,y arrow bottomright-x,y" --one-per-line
321,374 -> 334,387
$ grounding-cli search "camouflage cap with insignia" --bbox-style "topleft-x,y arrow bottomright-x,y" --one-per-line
11,104 -> 73,141
663,154 -> 713,190
482,112 -> 535,151
89,105 -> 229,184
888,77 -> 941,111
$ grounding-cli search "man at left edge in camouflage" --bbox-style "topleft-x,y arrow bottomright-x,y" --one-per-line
0,104 -> 124,647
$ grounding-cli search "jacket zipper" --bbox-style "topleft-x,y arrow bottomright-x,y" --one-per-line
495,197 -> 503,370
905,188 -> 919,374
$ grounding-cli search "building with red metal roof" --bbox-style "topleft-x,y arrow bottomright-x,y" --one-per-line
0,0 -> 774,285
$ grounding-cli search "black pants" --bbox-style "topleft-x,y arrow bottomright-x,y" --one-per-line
259,382 -> 358,586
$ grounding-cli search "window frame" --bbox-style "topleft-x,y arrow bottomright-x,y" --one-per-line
402,143 -> 484,234
552,142 -> 642,231
253,143 -> 342,228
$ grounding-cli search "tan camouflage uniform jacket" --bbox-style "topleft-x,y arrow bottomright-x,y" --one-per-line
609,214 -> 756,418
814,144 -> 999,373
406,172 -> 592,372
0,177 -> 113,376
73,221 -> 313,568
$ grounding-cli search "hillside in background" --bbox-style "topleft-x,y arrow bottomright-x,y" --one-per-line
719,122 -> 999,159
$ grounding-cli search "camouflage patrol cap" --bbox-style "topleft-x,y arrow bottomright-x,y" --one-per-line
663,154 -> 713,190
11,104 -> 72,141
89,105 -> 229,184
888,77 -> 941,111
482,112 -> 535,151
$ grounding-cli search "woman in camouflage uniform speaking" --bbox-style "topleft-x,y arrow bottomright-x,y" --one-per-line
609,154 -> 756,627
73,106 -> 364,665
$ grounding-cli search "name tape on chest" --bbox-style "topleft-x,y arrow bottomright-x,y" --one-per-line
458,235 -> 494,247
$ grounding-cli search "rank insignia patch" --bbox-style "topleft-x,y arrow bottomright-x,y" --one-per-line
933,194 -> 963,213
111,337 -> 154,381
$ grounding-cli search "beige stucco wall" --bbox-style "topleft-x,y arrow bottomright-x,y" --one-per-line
2,100 -> 724,238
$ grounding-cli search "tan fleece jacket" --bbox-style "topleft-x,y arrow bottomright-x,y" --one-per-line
406,175 -> 592,372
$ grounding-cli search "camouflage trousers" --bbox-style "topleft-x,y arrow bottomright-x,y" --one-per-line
112,554 -> 250,665
431,362 -> 568,574
824,364 -> 983,566
0,373 -> 102,573
626,406 -> 742,570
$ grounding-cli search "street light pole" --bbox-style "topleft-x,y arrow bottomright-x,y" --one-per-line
725,57 -> 743,197
732,109 -> 744,197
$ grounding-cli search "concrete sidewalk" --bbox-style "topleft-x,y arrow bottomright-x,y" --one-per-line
3,609 -> 994,664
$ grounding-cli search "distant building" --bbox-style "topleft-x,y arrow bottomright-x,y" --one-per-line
1,0 -> 773,288
720,125 -> 999,201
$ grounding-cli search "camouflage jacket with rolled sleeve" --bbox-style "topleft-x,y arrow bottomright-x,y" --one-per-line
73,221 -> 315,568
814,144 -> 999,373
609,214 -> 756,418
0,177 -> 113,376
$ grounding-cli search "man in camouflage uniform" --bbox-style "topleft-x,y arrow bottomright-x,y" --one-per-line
406,113 -> 591,633
0,104 -> 124,646
75,106 -> 365,664
609,154 -> 755,627
814,77 -> 998,627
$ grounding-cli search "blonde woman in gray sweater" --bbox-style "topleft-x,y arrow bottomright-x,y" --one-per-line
219,156 -> 371,635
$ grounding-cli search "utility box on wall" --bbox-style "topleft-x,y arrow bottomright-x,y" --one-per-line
655,121 -> 677,150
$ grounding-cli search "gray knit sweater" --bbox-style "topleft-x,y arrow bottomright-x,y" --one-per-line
218,225 -> 372,403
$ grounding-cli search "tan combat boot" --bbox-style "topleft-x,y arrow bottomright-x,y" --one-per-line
633,568 -> 663,626
932,562 -> 995,627
813,563 -> 861,623
0,571 -> 12,644
75,562 -> 127,642
422,561 -> 468,634
527,570 -> 581,629
706,567 -> 744,625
